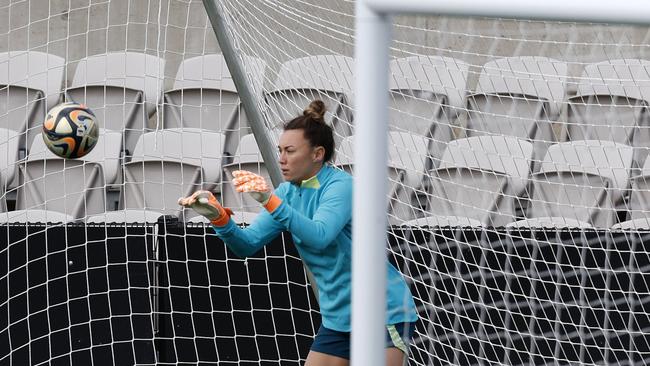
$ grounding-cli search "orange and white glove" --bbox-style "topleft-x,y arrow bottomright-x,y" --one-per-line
232,170 -> 282,212
178,190 -> 233,226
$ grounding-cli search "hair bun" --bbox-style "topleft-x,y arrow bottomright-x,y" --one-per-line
303,100 -> 326,122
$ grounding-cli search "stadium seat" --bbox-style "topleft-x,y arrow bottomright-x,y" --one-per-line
508,140 -> 634,229
336,131 -> 430,224
85,210 -> 163,224
266,55 -> 354,141
222,132 -> 277,215
0,128 -> 20,196
405,136 -> 534,228
389,56 -> 470,167
12,130 -> 120,220
0,51 -> 66,187
116,128 -> 225,220
466,56 -> 568,168
611,218 -> 650,230
163,54 -> 266,157
622,156 -> 650,224
0,209 -> 73,224
565,59 -> 650,165
66,52 -> 165,156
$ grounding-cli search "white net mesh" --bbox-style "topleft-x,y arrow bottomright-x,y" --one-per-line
3,0 -> 650,364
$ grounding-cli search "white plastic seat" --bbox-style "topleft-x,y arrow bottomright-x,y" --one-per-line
466,56 -> 568,166
85,210 -> 163,224
611,218 -> 650,230
389,56 -> 470,167
266,55 -> 354,142
405,136 -> 534,228
14,134 -> 113,219
222,133 -> 276,214
119,128 -> 225,218
626,157 -> 650,222
27,128 -> 122,185
0,209 -> 73,224
402,216 -> 482,228
0,51 -> 66,187
164,54 -> 266,157
66,52 -> 165,155
565,59 -> 650,164
0,128 -> 20,192
336,131 -> 430,224
507,217 -> 594,229
509,141 -> 634,228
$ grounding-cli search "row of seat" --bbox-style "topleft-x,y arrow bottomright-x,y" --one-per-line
400,136 -> 648,229
3,51 -> 650,227
4,51 -> 650,158
4,127 -> 650,229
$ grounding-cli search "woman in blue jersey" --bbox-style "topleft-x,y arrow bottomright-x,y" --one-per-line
179,100 -> 418,366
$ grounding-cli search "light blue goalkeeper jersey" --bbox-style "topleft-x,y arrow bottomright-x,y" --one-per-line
212,164 -> 418,332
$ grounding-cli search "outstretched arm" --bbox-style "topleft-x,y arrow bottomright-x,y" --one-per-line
233,170 -> 352,250
178,190 -> 284,257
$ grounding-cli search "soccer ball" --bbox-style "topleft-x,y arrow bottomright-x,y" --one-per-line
42,102 -> 99,159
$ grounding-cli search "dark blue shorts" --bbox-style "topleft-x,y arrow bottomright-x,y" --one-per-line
310,322 -> 416,360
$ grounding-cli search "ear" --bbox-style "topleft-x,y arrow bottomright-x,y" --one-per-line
312,146 -> 325,163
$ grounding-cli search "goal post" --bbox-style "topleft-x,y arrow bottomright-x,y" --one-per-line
353,1 -> 650,365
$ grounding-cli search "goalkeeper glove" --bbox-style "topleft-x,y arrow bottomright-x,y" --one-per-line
178,190 -> 233,226
232,170 -> 282,212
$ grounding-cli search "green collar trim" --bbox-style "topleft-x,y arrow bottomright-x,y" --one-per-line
300,174 -> 321,189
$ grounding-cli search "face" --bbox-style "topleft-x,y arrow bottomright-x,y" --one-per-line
278,129 -> 325,184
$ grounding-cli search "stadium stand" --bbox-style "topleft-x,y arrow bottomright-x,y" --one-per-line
266,55 -> 355,141
163,54 -> 266,158
389,56 -> 470,168
336,131 -> 430,224
406,135 -> 534,227
617,154 -> 650,228
65,52 -> 165,157
0,51 -> 66,188
9,129 -> 121,221
509,140 -> 634,228
565,58 -> 650,166
96,128 -> 225,223
466,56 -> 568,167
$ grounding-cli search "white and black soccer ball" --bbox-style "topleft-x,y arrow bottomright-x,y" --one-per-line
42,102 -> 99,159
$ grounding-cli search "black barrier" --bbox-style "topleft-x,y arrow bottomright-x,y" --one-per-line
154,219 -> 319,365
2,224 -> 650,365
391,227 -> 650,366
0,223 -> 155,366
0,222 -> 319,366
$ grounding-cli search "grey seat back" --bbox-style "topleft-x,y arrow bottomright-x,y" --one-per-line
425,136 -> 534,227
67,52 -> 165,155
121,128 -> 224,216
466,57 -> 568,166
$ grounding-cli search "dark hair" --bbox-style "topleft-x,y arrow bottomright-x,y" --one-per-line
283,99 -> 335,163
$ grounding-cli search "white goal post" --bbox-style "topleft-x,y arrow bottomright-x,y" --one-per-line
352,1 -> 650,364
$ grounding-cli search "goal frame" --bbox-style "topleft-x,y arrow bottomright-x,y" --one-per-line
352,1 -> 650,364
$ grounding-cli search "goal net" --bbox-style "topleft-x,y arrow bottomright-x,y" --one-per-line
2,0 -> 650,365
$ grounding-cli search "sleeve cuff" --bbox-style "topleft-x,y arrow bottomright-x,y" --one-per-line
210,207 -> 234,227
263,194 -> 282,213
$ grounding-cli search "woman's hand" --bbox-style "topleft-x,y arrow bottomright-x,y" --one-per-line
232,170 -> 272,205
178,190 -> 233,226
232,170 -> 283,213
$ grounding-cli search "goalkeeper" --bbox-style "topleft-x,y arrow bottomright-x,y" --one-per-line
179,100 -> 418,366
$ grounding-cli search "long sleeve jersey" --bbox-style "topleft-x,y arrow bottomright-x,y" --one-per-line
213,164 -> 418,332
